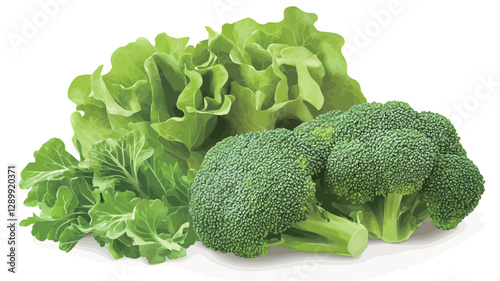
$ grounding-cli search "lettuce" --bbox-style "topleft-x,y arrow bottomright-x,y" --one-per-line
21,128 -> 196,263
69,6 -> 365,171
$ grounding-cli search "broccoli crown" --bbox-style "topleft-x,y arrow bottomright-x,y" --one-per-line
293,110 -> 341,176
416,111 -> 467,156
376,129 -> 437,195
354,101 -> 419,140
190,129 -> 317,258
299,101 -> 484,241
422,154 -> 485,230
294,101 -> 464,152
323,129 -> 437,203
323,139 -> 382,204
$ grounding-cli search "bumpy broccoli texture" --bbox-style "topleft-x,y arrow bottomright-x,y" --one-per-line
294,101 -> 485,242
189,100 -> 484,258
190,129 -> 368,258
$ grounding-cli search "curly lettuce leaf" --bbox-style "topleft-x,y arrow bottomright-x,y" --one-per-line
21,130 -> 196,263
89,129 -> 154,197
89,189 -> 194,263
89,189 -> 140,239
20,138 -> 96,251
19,138 -> 80,190
207,6 -> 365,133
88,126 -> 194,200
69,7 -> 365,172
128,199 -> 193,263
69,33 -> 234,169
20,173 -> 97,250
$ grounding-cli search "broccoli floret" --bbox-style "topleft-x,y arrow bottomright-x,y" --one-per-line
422,154 -> 485,230
416,111 -> 467,156
293,110 -> 341,177
189,129 -> 368,258
296,101 -> 484,242
293,101 -> 418,153
376,129 -> 437,195
323,129 -> 437,241
323,139 -> 382,204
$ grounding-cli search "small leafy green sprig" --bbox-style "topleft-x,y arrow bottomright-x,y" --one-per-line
20,123 -> 196,264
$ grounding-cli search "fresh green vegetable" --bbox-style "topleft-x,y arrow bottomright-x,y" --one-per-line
20,126 -> 197,263
190,129 -> 368,258
21,6 -> 365,263
294,101 -> 485,242
69,6 -> 365,171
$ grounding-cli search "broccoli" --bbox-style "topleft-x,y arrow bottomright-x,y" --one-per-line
422,154 -> 484,230
294,101 -> 485,242
189,129 -> 368,258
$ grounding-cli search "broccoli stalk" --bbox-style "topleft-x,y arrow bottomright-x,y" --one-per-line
270,204 -> 367,257
330,192 -> 429,242
382,193 -> 404,241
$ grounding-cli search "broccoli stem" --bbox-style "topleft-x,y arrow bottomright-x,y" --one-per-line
329,193 -> 429,242
330,199 -> 383,239
382,192 -> 404,242
270,205 -> 368,257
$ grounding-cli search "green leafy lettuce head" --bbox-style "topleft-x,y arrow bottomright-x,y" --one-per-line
68,6 -> 365,172
207,6 -> 365,132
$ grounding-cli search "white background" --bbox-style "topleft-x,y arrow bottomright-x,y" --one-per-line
1,0 -> 499,280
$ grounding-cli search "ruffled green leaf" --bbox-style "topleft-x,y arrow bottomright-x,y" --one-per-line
20,138 -> 79,190
89,189 -> 140,239
20,167 -> 96,248
69,7 -> 365,174
128,200 -> 192,263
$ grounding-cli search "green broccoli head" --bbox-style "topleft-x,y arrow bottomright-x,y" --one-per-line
322,129 -> 438,242
293,110 -> 342,177
299,101 -> 484,242
323,139 -> 382,204
422,154 -> 485,230
324,129 -> 436,201
190,129 -> 368,258
376,129 -> 437,195
293,101 -> 420,153
416,111 -> 467,156
357,101 -> 419,139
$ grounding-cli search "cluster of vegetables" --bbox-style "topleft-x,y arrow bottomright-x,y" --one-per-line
20,7 -> 484,263
190,101 -> 484,258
